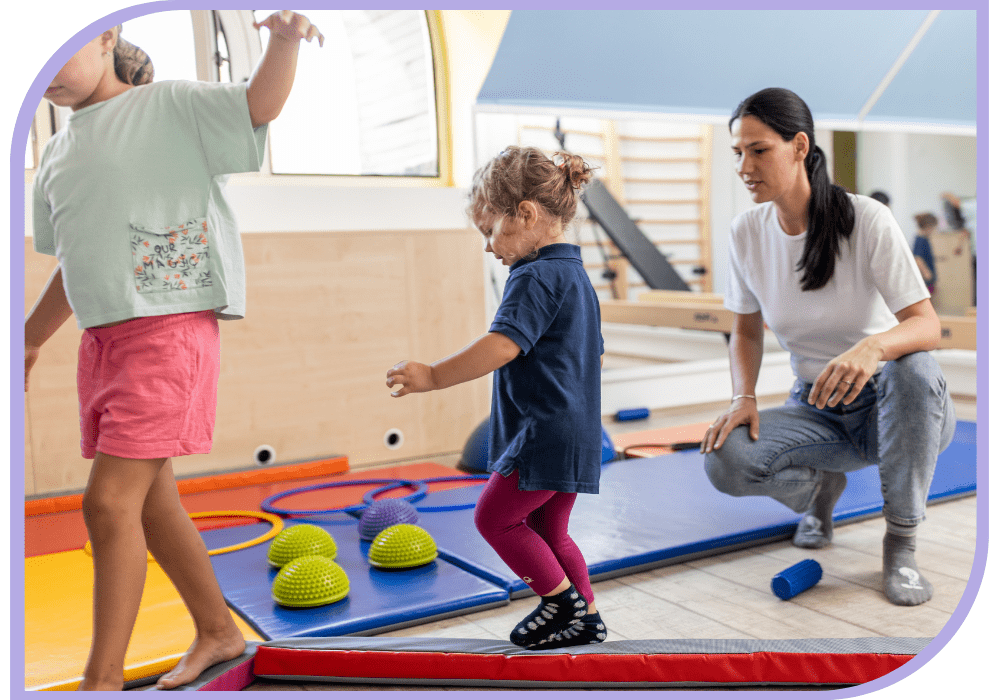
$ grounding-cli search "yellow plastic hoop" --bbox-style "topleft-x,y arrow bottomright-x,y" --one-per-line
82,510 -> 284,559
82,539 -> 155,561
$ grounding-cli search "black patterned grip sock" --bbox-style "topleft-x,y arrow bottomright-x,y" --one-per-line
527,611 -> 608,650
509,585 -> 588,647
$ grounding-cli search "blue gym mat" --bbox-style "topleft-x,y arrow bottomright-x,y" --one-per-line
414,420 -> 977,596
201,515 -> 509,640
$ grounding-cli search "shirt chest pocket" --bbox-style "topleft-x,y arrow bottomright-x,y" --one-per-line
130,218 -> 212,293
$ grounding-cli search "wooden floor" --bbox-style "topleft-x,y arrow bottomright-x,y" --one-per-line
138,396 -> 980,692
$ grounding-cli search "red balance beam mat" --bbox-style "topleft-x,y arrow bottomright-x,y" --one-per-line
243,637 -> 929,689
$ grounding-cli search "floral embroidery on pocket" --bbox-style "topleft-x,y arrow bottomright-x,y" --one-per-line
130,218 -> 212,293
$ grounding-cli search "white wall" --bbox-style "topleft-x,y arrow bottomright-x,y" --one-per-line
857,131 -> 977,244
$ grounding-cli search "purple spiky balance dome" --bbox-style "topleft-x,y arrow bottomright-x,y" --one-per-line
357,498 -> 421,541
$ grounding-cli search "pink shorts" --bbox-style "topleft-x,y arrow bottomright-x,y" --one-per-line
77,311 -> 220,460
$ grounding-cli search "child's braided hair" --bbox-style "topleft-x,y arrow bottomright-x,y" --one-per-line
112,25 -> 154,86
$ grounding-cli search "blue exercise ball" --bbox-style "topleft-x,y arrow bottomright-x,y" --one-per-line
460,417 -> 616,470
458,417 -> 490,473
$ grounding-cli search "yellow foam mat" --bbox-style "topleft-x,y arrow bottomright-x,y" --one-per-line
26,549 -> 262,691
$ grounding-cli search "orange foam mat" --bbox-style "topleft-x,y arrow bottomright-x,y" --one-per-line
26,462 -> 464,557
25,549 -> 263,691
612,421 -> 712,458
25,455 -> 350,517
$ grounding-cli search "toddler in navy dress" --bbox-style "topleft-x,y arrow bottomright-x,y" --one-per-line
387,146 -> 606,649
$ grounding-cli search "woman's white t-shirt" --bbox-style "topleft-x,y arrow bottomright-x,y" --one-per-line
725,195 -> 930,383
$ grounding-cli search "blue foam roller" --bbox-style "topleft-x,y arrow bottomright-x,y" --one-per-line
771,559 -> 823,600
615,407 -> 650,422
600,428 -> 616,464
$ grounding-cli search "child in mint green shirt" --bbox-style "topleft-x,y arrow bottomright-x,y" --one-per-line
25,13 -> 323,691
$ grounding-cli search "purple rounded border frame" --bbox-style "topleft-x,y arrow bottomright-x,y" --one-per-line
8,2 -> 989,699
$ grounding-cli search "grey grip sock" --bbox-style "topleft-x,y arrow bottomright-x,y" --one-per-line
793,471 -> 847,549
883,527 -> 934,606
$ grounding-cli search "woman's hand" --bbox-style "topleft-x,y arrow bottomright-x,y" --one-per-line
253,11 -> 324,47
807,338 -> 882,409
700,396 -> 759,454
386,361 -> 435,397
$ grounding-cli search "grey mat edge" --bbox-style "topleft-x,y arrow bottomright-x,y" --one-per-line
262,636 -> 933,656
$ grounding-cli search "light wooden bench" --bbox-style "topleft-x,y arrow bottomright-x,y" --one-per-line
600,292 -> 976,350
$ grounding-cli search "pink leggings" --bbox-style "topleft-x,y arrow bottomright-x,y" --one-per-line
473,469 -> 594,604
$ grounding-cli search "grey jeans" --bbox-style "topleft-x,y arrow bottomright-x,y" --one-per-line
704,352 -> 956,526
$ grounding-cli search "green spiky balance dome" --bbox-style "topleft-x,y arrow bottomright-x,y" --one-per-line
272,555 -> 350,607
367,523 -> 438,569
267,523 -> 337,568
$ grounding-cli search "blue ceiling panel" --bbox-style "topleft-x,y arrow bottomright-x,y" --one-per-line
476,10 -> 975,132
864,10 -> 976,128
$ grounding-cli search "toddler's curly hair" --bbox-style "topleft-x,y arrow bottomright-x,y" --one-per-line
468,146 -> 595,234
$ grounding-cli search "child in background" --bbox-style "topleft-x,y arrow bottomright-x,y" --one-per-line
386,146 -> 607,650
25,12 -> 322,690
912,213 -> 938,293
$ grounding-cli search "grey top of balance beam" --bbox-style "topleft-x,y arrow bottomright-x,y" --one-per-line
262,636 -> 933,656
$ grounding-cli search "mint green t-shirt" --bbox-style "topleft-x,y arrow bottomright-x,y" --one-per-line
33,80 -> 267,328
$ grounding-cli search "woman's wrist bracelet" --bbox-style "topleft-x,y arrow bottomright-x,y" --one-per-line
731,394 -> 756,402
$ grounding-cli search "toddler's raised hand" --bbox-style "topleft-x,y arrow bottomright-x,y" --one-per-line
254,11 -> 325,47
386,361 -> 435,397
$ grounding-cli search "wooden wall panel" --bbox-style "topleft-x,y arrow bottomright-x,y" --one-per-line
24,396 -> 36,496
23,230 -> 490,495
23,241 -> 90,494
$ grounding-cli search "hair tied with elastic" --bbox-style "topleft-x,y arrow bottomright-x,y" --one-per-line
556,152 -> 592,191
558,159 -> 574,185
112,24 -> 155,86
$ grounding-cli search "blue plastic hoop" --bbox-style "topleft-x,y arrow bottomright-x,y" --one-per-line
261,479 -> 428,517
406,475 -> 490,512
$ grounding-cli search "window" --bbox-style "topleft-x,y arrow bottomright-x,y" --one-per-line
118,11 -> 199,83
25,122 -> 35,169
213,12 -> 233,83
253,10 -> 440,177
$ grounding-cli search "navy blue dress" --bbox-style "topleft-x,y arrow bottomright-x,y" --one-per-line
487,243 -> 604,494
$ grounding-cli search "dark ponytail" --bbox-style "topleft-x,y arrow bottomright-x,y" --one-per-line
730,88 -> 855,291
112,24 -> 154,86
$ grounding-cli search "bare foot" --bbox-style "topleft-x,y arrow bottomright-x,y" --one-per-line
155,631 -> 246,690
